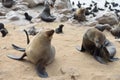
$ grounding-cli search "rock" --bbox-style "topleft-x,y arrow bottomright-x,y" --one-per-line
59,14 -> 69,22
54,0 -> 72,10
12,4 -> 28,11
0,12 -> 6,16
57,9 -> 72,15
6,11 -> 20,20
85,21 -> 99,27
96,12 -> 119,26
23,0 -> 44,8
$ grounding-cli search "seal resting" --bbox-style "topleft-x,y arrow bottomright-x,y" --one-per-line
76,28 -> 119,64
7,29 -> 55,78
40,2 -> 56,22
74,8 -> 86,22
110,23 -> 120,39
0,23 -> 8,37
2,0 -> 14,8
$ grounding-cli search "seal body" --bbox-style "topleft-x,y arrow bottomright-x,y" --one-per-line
7,29 -> 55,78
0,23 -> 8,37
40,3 -> 56,22
26,30 -> 55,64
74,8 -> 86,22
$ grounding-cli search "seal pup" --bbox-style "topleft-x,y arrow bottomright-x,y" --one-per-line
104,1 -> 109,7
40,1 -> 56,22
2,0 -> 14,8
0,23 -> 8,37
24,12 -> 33,23
55,24 -> 64,34
76,28 -> 107,64
7,29 -> 55,78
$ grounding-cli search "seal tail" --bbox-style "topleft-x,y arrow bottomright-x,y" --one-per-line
12,44 -> 25,52
7,53 -> 26,60
36,61 -> 48,78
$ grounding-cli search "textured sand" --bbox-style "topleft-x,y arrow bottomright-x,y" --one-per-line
0,22 -> 120,80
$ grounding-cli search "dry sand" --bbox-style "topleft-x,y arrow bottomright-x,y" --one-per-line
0,22 -> 120,80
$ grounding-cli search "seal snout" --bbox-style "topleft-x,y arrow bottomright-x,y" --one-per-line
46,30 -> 54,37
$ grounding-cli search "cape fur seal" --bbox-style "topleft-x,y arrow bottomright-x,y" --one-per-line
24,12 -> 33,23
0,23 -> 8,37
76,28 -> 119,64
55,24 -> 64,34
40,2 -> 56,22
74,8 -> 86,22
2,0 -> 14,8
110,23 -> 120,39
7,29 -> 55,78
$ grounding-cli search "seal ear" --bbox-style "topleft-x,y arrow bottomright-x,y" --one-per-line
46,30 -> 54,37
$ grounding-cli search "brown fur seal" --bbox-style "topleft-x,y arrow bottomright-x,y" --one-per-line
110,23 -> 120,38
76,28 -> 106,64
76,28 -> 119,63
2,0 -> 14,8
40,1 -> 56,22
74,8 -> 86,22
7,29 -> 55,78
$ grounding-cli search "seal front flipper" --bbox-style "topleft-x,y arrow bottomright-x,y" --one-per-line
12,44 -> 25,52
109,57 -> 119,62
93,48 -> 106,64
36,62 -> 48,78
76,44 -> 85,52
7,53 -> 26,60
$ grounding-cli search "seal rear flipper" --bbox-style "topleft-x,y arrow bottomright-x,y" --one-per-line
36,62 -> 48,78
12,44 -> 25,52
94,48 -> 106,64
94,56 -> 107,64
76,45 -> 85,52
108,57 -> 119,62
7,53 -> 26,60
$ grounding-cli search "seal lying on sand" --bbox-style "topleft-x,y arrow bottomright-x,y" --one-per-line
7,29 -> 56,78
110,23 -> 120,39
76,28 -> 119,64
2,0 -> 14,8
40,2 -> 56,22
0,23 -> 8,37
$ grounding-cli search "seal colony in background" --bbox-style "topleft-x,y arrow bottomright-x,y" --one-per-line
7,29 -> 56,78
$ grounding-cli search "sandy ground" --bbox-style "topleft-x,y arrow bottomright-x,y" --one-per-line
0,22 -> 120,80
